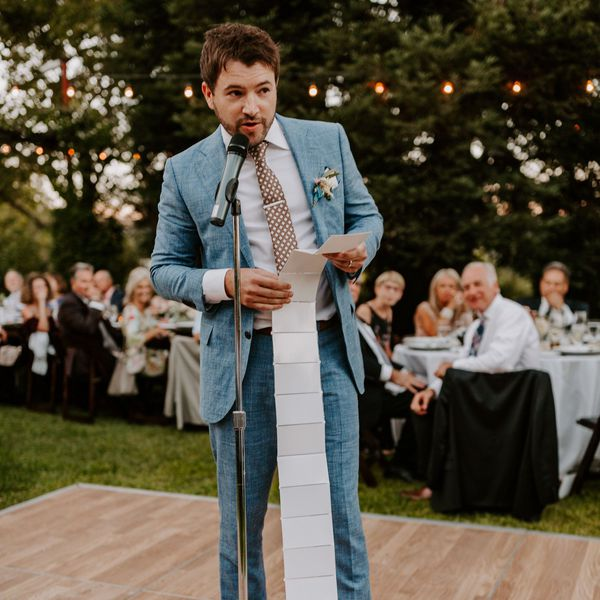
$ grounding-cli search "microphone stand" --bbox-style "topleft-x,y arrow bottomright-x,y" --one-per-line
212,182 -> 248,600
230,192 -> 248,600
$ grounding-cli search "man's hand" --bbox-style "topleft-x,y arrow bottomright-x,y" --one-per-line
391,369 -> 426,394
411,388 -> 435,416
323,242 -> 367,274
225,268 -> 293,311
546,291 -> 565,310
434,361 -> 453,379
0,327 -> 6,343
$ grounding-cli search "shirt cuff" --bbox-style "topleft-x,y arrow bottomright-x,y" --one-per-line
88,301 -> 105,312
202,269 -> 231,304
379,364 -> 393,382
429,377 -> 443,397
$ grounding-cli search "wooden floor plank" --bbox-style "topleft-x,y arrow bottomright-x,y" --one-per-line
1,485 -> 599,599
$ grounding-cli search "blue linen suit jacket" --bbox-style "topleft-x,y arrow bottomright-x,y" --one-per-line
151,115 -> 384,424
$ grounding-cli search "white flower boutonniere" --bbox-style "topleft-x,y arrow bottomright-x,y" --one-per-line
312,167 -> 339,205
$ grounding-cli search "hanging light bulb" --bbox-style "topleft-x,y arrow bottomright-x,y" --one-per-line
35,146 -> 44,155
308,83 -> 318,97
66,85 -> 75,98
133,152 -> 141,160
374,81 -> 386,95
441,81 -> 454,95
511,81 -> 523,94
124,85 -> 134,98
184,84 -> 194,99
1,144 -> 11,154
67,148 -> 75,157
585,79 -> 595,94
99,151 -> 108,161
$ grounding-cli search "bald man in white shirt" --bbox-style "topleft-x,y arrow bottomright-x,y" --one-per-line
411,261 -> 540,416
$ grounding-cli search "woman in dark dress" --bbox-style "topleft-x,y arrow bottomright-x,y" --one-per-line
21,273 -> 62,408
356,271 -> 405,358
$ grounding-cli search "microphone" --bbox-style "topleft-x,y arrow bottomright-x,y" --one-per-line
210,133 -> 250,227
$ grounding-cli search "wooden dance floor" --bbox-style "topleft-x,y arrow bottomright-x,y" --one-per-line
1,484 -> 599,599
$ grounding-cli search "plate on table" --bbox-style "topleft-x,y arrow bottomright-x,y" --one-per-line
558,345 -> 600,356
404,336 -> 455,351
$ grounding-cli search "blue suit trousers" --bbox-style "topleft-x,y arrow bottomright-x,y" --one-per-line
209,324 -> 371,600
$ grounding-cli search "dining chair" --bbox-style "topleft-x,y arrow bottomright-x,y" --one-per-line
427,368 -> 559,521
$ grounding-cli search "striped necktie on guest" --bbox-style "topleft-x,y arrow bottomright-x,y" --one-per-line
469,317 -> 486,356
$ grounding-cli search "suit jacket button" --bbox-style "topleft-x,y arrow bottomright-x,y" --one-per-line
244,331 -> 252,339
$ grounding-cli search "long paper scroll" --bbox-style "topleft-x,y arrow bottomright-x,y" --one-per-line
272,232 -> 369,600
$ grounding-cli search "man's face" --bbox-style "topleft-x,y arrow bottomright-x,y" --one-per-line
375,281 -> 404,308
461,265 -> 499,313
539,269 -> 568,301
202,60 -> 277,147
93,271 -> 112,294
71,269 -> 94,299
4,271 -> 22,293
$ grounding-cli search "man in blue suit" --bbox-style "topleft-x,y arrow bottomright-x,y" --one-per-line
151,23 -> 383,600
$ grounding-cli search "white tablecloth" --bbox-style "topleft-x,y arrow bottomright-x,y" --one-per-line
393,345 -> 600,480
164,335 -> 204,429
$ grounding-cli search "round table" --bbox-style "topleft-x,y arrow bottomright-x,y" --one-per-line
393,344 -> 600,483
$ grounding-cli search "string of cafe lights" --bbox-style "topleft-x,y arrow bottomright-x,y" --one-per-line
1,75 -> 597,160
10,75 -> 594,100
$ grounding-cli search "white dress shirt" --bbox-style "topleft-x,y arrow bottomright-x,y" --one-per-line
430,294 -> 540,396
202,118 -> 335,329
538,296 -> 575,327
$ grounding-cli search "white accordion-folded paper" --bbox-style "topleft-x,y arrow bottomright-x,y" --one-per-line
272,232 -> 369,600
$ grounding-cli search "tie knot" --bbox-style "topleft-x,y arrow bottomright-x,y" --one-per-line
249,141 -> 268,164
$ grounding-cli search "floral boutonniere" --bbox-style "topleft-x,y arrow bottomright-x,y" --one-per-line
312,167 -> 339,205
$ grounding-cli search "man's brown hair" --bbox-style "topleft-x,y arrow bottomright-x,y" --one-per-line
200,23 -> 280,91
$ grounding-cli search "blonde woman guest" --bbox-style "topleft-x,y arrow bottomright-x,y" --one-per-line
356,271 -> 405,358
413,268 -> 471,337
122,267 -> 171,378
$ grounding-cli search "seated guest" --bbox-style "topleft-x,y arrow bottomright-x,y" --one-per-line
2,269 -> 24,323
412,261 -> 540,416
356,271 -> 405,358
413,268 -> 472,336
123,267 -> 172,422
406,262 -> 540,500
351,280 -> 426,485
21,273 -> 62,404
519,261 -> 589,327
57,262 -> 117,382
122,267 -> 171,377
93,269 -> 125,315
45,272 -> 68,318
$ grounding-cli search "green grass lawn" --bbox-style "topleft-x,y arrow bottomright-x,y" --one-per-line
1,404 -> 599,537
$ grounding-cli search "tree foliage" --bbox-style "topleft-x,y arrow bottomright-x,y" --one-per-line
1,0 -> 599,323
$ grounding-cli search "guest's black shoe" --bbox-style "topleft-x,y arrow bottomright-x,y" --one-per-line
384,464 -> 416,483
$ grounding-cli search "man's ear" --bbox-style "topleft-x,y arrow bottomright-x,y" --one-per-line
201,81 -> 214,109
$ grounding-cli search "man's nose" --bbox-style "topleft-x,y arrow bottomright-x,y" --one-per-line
243,95 -> 259,115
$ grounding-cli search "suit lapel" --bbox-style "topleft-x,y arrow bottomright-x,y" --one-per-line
195,128 -> 254,267
278,115 -> 327,247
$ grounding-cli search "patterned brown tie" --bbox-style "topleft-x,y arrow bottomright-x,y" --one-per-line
249,141 -> 298,273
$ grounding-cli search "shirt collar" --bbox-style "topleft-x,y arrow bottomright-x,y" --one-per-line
480,293 -> 502,322
219,117 -> 289,151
